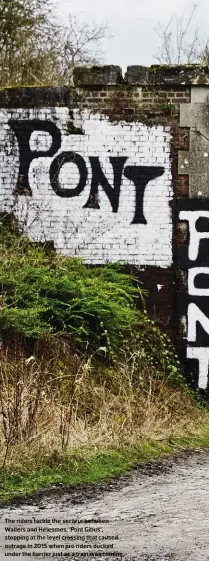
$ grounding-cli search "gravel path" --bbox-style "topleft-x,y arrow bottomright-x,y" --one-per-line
0,449 -> 209,561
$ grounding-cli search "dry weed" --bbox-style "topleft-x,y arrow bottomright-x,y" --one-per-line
0,339 -> 205,468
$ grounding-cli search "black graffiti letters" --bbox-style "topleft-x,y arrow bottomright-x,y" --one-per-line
10,119 -> 165,224
124,166 -> 164,224
9,120 -> 62,195
84,157 -> 127,212
50,152 -> 88,197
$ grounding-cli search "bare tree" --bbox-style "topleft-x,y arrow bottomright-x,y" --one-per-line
55,15 -> 108,83
0,0 -> 108,87
155,1 -> 209,64
0,0 -> 56,85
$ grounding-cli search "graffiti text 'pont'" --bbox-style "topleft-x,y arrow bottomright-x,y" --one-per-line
9,119 -> 164,225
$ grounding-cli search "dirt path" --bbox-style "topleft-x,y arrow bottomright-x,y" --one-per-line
0,449 -> 209,561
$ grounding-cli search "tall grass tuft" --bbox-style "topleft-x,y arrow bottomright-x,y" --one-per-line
0,339 -> 203,469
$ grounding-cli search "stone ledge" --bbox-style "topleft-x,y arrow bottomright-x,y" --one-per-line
73,64 -> 209,86
73,65 -> 123,86
125,65 -> 209,86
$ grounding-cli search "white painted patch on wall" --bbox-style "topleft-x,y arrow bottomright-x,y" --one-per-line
187,347 -> 209,390
180,315 -> 187,336
0,108 -> 172,266
187,303 -> 209,342
188,267 -> 209,296
179,210 -> 209,261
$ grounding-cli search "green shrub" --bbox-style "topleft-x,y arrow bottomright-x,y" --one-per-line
0,216 -> 183,385
0,218 -> 145,355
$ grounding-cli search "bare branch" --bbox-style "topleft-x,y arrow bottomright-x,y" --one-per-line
0,0 -> 108,87
154,1 -> 208,65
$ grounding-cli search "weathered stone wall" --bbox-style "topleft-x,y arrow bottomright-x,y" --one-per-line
1,64 -> 209,390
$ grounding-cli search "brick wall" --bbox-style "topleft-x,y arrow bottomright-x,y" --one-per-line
1,64 -> 209,390
0,104 -> 173,267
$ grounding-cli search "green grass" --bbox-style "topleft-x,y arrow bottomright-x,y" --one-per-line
1,431 -> 209,504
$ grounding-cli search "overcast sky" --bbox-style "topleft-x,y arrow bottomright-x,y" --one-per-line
57,0 -> 209,72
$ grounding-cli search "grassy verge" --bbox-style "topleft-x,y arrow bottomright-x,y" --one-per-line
1,339 -> 209,504
1,427 -> 209,503
0,219 -> 209,505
